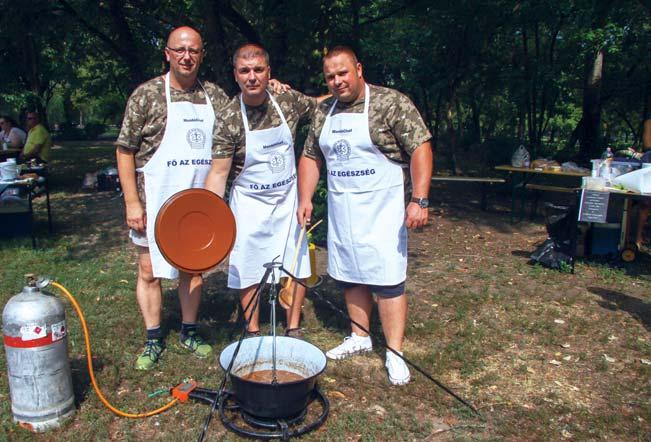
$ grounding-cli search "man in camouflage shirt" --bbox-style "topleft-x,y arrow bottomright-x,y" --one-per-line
297,46 -> 433,385
116,26 -> 228,370
205,43 -> 318,338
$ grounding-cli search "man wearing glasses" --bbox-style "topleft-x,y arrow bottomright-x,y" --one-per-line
21,112 -> 52,162
116,26 -> 226,370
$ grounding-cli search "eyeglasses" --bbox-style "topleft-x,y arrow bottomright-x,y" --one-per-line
166,46 -> 203,57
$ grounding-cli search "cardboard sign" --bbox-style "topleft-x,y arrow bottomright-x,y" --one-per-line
578,189 -> 609,223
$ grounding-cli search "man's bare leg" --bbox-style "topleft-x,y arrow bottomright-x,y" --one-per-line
241,284 -> 260,333
377,294 -> 408,352
136,246 -> 162,328
344,285 -> 373,337
286,282 -> 306,330
178,272 -> 203,323
135,246 -> 166,369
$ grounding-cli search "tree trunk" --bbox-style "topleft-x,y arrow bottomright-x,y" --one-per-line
350,0 -> 361,56
204,2 -> 235,95
578,48 -> 604,161
106,0 -> 145,90
470,97 -> 481,143
445,86 -> 460,175
432,91 -> 442,155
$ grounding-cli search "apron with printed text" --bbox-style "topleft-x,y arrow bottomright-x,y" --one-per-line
318,84 -> 407,285
132,72 -> 215,279
228,93 -> 310,289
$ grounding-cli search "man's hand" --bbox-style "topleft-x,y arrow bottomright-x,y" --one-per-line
126,201 -> 146,232
297,199 -> 313,227
269,79 -> 292,94
405,202 -> 428,229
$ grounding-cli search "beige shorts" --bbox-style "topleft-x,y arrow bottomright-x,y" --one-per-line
129,229 -> 149,247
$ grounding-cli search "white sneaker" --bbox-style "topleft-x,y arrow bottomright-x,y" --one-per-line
385,351 -> 410,385
325,333 -> 372,360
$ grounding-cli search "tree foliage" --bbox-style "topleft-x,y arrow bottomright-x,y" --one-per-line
0,0 -> 648,164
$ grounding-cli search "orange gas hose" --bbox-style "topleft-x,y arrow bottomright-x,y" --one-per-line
51,281 -> 178,418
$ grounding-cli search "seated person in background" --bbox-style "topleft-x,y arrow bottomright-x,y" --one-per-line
21,111 -> 52,163
0,116 -> 26,149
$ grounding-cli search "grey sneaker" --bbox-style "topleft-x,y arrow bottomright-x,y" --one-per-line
325,333 -> 372,360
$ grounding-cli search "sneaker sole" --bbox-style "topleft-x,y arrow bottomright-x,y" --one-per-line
136,363 -> 158,371
135,351 -> 164,370
388,374 -> 411,385
325,347 -> 372,360
178,343 -> 212,358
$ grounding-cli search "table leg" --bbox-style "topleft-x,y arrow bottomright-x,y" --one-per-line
45,181 -> 52,233
509,173 -> 517,223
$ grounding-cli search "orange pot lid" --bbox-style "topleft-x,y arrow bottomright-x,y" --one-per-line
155,189 -> 236,273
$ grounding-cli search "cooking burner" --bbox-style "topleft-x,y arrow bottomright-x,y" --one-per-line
218,388 -> 329,441
241,406 -> 307,429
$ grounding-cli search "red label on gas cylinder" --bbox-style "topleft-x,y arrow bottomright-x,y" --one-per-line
20,324 -> 47,341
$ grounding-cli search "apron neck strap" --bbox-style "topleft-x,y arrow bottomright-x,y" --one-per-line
164,72 -> 208,106
165,72 -> 172,107
327,83 -> 370,117
240,92 -> 288,133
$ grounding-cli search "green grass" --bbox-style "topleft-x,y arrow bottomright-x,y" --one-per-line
0,141 -> 650,440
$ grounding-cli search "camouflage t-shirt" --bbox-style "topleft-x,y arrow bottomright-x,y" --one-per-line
213,89 -> 316,179
115,75 -> 229,204
303,84 -> 431,164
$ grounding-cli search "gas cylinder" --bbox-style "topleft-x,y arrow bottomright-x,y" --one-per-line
2,277 -> 75,432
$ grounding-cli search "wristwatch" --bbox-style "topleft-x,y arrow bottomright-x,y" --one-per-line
410,197 -> 429,208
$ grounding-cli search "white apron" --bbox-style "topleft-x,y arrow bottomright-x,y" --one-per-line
318,84 -> 407,285
227,93 -> 310,289
131,72 -> 215,279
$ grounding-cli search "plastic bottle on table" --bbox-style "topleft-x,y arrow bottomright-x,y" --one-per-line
599,147 -> 614,184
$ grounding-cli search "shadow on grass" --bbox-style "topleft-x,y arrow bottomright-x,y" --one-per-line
511,249 -> 534,258
70,355 -> 104,408
588,286 -> 651,331
160,271 -> 242,342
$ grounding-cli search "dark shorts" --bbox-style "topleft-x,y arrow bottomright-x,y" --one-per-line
334,279 -> 406,298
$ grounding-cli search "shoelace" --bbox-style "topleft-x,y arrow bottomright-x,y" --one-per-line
182,333 -> 204,350
143,341 -> 163,360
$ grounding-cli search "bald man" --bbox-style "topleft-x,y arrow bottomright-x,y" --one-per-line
116,26 -> 226,370
297,46 -> 433,385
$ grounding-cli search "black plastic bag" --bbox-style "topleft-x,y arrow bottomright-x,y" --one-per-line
530,203 -> 576,270
530,238 -> 572,269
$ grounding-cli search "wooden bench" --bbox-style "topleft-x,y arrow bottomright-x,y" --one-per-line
431,176 -> 505,210
524,183 -> 580,219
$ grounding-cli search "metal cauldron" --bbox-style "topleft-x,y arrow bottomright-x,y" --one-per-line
219,336 -> 327,419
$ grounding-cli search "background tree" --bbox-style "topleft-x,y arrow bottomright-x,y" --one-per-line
0,0 -> 648,160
